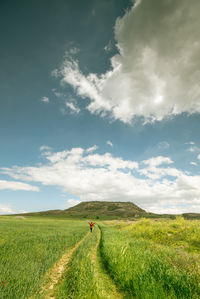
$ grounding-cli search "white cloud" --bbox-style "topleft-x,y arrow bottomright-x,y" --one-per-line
0,180 -> 39,192
83,152 -> 138,171
52,88 -> 63,98
65,102 -> 80,114
1,146 -> 200,213
40,145 -> 52,152
190,162 -> 197,166
41,97 -> 49,103
144,202 -> 199,215
107,140 -> 113,147
86,145 -> 98,153
55,0 -> 200,123
142,156 -> 173,167
187,146 -> 200,153
0,204 -> 15,215
197,154 -> 200,160
139,156 -> 180,180
104,40 -> 112,52
68,47 -> 80,55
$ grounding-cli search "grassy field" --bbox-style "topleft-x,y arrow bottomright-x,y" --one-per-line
100,218 -> 200,298
0,216 -> 87,298
0,216 -> 200,298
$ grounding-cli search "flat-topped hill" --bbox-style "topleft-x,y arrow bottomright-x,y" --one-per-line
15,201 -> 150,219
64,201 -> 147,218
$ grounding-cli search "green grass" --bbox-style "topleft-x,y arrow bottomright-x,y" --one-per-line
124,217 -> 200,252
99,218 -> 200,299
54,225 -> 122,299
0,216 -> 87,299
54,226 -> 99,299
1,216 -> 200,299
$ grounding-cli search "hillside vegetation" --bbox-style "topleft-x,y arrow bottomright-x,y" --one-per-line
16,201 -> 150,219
64,201 -> 147,218
14,201 -> 200,220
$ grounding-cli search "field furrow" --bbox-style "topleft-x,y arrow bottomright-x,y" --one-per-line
53,225 -> 125,299
91,226 -> 124,299
39,232 -> 90,299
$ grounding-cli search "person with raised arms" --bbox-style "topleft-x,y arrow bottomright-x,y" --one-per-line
88,221 -> 95,232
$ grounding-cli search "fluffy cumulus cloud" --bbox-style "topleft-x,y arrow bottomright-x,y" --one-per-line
1,146 -> 200,213
55,0 -> 200,123
139,156 -> 181,180
0,180 -> 39,191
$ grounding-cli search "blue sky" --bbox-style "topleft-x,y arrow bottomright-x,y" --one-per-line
1,0 -> 200,214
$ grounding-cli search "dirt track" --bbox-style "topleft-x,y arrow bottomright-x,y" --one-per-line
35,227 -> 123,299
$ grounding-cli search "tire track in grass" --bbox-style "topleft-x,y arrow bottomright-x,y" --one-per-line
38,232 -> 90,299
91,226 -> 124,299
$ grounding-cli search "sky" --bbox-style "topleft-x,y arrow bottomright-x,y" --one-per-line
1,0 -> 200,215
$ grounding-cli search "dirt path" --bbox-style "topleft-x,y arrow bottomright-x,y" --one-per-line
91,227 -> 123,299
32,227 -> 123,299
39,232 -> 90,299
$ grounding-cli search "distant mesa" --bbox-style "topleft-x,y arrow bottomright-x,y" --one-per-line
63,201 -> 147,218
8,201 -> 200,220
11,201 -> 149,219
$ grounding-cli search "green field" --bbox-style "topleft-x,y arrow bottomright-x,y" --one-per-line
0,216 -> 200,298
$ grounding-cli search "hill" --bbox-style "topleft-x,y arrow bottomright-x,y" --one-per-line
15,201 -> 151,219
182,213 -> 200,220
10,201 -> 200,220
63,201 -> 148,218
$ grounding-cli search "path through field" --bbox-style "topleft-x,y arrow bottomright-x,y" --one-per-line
40,232 -> 89,298
39,226 -> 123,299
90,227 -> 123,299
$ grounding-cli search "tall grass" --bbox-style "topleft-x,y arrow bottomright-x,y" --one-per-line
55,225 -> 124,299
0,216 -> 87,299
54,226 -> 100,299
1,216 -> 199,298
126,217 -> 200,252
100,220 -> 200,299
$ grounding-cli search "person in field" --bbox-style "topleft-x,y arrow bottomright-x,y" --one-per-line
88,222 -> 95,232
